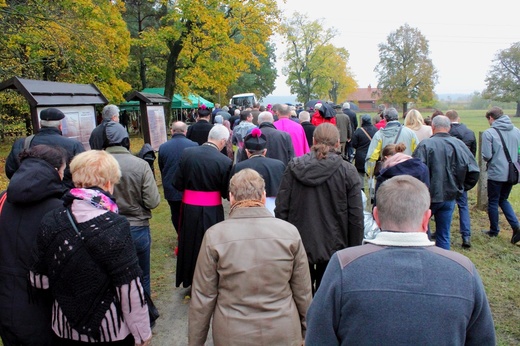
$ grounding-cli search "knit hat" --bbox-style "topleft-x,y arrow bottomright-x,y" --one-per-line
244,128 -> 267,151
342,102 -> 350,109
361,114 -> 372,125
40,108 -> 65,121
105,122 -> 129,145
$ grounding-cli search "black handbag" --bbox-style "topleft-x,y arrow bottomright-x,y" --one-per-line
66,209 -> 159,329
494,128 -> 520,185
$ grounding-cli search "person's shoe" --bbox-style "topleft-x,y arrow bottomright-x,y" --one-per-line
482,230 -> 498,237
462,236 -> 471,248
511,227 -> 520,244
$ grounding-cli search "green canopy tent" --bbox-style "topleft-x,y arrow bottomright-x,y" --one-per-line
141,88 -> 213,109
118,100 -> 140,111
186,94 -> 214,108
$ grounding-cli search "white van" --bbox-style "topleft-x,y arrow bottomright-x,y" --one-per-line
229,93 -> 258,108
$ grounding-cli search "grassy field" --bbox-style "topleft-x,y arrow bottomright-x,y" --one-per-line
0,109 -> 518,345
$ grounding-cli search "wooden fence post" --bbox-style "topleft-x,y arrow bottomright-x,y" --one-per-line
477,131 -> 488,210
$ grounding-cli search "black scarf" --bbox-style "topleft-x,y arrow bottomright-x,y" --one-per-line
32,195 -> 142,341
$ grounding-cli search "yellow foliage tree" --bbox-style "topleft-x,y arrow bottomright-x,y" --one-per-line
0,0 -> 131,102
280,12 -> 356,105
136,0 -> 280,122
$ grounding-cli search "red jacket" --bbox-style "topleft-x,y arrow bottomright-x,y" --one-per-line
311,111 -> 336,126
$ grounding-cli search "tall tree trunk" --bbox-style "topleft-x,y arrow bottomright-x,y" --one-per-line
515,101 -> 520,117
140,56 -> 147,90
163,22 -> 192,125
402,102 -> 408,119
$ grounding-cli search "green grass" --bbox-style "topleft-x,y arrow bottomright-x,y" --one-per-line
0,112 -> 519,344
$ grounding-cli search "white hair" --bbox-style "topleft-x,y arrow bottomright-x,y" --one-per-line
258,111 -> 274,124
299,111 -> 310,122
40,120 -> 61,128
208,123 -> 230,141
102,104 -> 120,121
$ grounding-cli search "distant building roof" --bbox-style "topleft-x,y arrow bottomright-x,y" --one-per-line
346,85 -> 381,102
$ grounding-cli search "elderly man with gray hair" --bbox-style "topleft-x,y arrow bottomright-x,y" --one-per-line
306,175 -> 495,345
299,111 -> 316,149
89,104 -> 121,150
365,107 -> 419,176
173,125 -> 233,288
413,115 -> 480,250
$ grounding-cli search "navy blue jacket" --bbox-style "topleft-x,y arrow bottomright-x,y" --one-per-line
158,133 -> 198,201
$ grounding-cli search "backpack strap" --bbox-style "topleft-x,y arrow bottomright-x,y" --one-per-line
24,135 -> 35,150
360,128 -> 372,141
393,125 -> 403,144
494,128 -> 514,163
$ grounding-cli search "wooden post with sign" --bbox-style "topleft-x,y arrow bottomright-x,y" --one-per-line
477,131 -> 488,210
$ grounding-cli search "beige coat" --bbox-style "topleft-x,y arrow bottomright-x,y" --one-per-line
189,207 -> 312,346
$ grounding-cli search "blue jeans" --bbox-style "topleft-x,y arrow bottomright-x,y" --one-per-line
430,200 -> 456,250
130,226 -> 151,295
487,180 -> 520,235
456,191 -> 471,238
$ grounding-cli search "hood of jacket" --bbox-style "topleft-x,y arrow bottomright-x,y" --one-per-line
379,121 -> 402,139
379,157 -> 426,180
491,115 -> 515,132
289,151 -> 343,186
6,157 -> 65,205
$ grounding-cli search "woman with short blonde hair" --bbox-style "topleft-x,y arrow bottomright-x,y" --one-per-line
70,150 -> 121,189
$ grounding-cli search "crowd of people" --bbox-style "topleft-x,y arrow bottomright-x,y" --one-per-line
0,99 -> 518,345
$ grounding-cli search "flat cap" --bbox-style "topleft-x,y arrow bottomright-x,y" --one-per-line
40,108 -> 65,121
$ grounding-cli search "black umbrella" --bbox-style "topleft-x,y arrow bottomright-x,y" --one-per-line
318,102 -> 336,119
305,99 -> 323,110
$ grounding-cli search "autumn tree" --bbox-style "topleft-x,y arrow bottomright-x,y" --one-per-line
483,42 -> 520,117
375,24 -> 437,115
133,0 -> 279,123
280,12 -> 356,105
0,0 -> 131,102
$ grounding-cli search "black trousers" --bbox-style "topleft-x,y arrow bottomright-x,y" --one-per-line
309,261 -> 329,295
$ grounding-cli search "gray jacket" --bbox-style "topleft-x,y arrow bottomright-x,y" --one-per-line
106,146 -> 161,226
306,232 -> 496,345
482,115 -> 520,182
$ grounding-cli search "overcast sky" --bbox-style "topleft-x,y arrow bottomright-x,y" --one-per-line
270,0 -> 520,97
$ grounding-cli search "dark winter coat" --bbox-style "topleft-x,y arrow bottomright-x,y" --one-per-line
374,157 -> 430,205
186,119 -> 213,145
413,133 -> 480,203
449,123 -> 477,156
275,151 -> 364,264
5,127 -> 85,188
351,124 -> 378,173
158,133 -> 198,201
258,122 -> 295,166
0,158 -> 66,345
